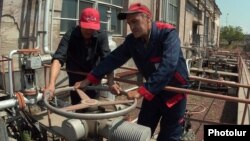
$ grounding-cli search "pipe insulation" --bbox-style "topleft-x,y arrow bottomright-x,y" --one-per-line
98,118 -> 151,141
109,121 -> 151,141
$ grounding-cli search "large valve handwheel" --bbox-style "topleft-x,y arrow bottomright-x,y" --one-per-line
43,86 -> 137,120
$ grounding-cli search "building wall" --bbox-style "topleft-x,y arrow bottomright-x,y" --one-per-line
214,17 -> 220,47
0,0 -> 38,70
0,0 -> 66,92
0,0 -> 221,92
50,0 -> 63,53
178,0 -> 187,46
177,0 -> 221,59
0,1 -> 46,93
0,0 -> 221,65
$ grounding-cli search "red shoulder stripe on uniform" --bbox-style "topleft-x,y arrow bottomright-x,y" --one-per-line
156,22 -> 175,29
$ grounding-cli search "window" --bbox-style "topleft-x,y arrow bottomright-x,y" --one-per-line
60,0 -> 123,35
161,0 -> 179,26
186,1 -> 198,18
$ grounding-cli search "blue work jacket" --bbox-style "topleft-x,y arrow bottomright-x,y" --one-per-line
87,22 -> 189,107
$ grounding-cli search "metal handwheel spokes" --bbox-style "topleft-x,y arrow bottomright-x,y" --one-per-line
76,89 -> 91,100
43,86 -> 137,120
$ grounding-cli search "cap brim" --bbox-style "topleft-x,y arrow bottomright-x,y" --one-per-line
80,22 -> 100,30
117,11 -> 138,20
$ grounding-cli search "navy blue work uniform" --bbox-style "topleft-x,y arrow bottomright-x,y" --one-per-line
86,22 -> 189,141
52,26 -> 110,105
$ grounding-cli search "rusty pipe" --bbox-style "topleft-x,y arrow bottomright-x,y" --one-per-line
164,86 -> 250,104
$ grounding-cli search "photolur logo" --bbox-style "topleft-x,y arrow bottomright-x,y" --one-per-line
208,129 -> 247,136
204,125 -> 250,140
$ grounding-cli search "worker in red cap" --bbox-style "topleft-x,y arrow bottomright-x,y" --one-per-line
45,8 -> 113,107
75,3 -> 189,141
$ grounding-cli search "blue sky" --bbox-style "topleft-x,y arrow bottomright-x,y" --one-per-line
216,0 -> 250,34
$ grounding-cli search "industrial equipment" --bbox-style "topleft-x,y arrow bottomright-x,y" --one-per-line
0,49 -> 151,141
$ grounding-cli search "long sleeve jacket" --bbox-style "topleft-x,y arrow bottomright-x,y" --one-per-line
87,22 -> 189,107
52,26 -> 110,73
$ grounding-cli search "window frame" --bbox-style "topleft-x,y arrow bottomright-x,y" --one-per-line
161,0 -> 179,26
60,0 -> 124,36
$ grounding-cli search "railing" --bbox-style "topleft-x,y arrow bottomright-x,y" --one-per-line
111,66 -> 250,126
237,57 -> 250,124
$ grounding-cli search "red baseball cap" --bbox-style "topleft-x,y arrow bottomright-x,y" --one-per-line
80,8 -> 100,30
117,3 -> 152,20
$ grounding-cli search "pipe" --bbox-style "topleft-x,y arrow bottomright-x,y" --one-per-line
108,77 -> 250,105
192,83 -> 228,92
203,0 -> 207,48
98,118 -> 151,141
24,93 -> 43,104
186,58 -> 192,75
164,86 -> 250,104
43,0 -> 54,54
36,0 -> 42,49
8,50 -> 18,98
0,99 -> 17,110
189,75 -> 249,88
50,0 -> 55,52
8,50 -> 18,116
0,93 -> 43,110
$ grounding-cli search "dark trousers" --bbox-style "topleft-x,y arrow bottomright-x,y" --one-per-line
137,95 -> 186,141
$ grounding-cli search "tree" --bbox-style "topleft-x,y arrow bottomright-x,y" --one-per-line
220,25 -> 244,45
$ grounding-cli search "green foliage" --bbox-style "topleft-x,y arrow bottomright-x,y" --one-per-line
220,25 -> 245,45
